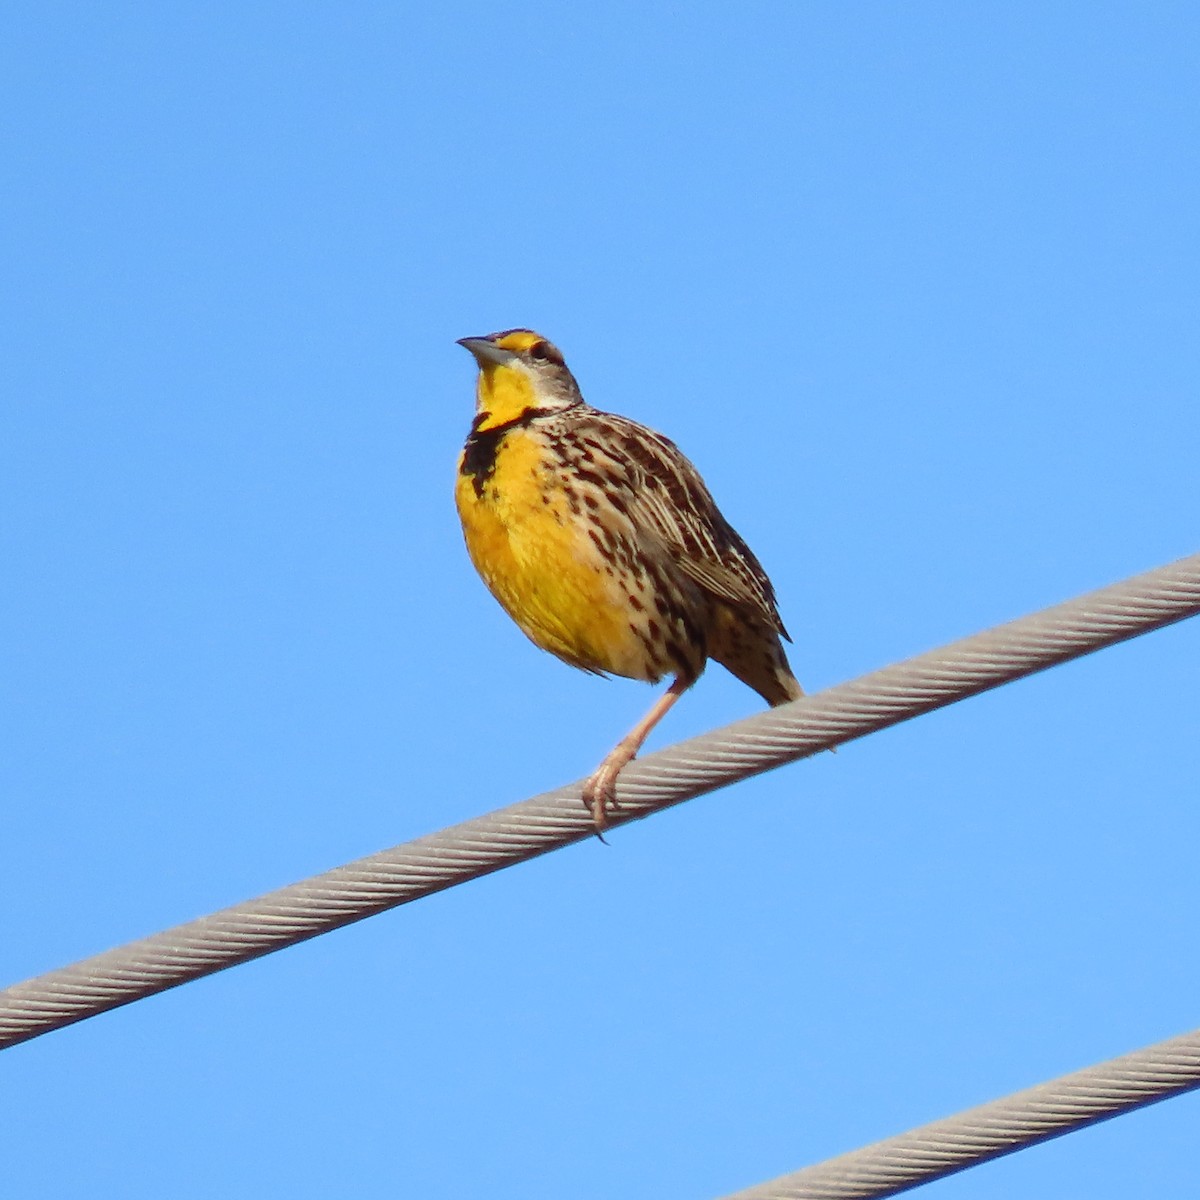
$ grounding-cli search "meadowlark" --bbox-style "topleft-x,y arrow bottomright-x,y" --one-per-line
455,329 -> 803,830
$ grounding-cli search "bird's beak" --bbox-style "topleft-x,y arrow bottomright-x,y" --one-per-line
457,336 -> 515,367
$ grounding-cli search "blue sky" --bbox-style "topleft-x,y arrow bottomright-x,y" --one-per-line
3,3 -> 1198,1196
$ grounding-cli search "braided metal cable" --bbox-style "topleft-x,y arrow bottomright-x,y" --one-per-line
2,552 -> 1198,1052
718,1027 -> 1200,1199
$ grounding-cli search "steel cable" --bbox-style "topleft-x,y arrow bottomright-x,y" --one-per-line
2,552 -> 1198,1051
717,1027 -> 1200,1199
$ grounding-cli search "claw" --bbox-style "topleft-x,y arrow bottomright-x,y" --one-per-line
582,762 -> 624,836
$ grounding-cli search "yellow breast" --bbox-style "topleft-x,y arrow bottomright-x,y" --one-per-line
455,423 -> 662,681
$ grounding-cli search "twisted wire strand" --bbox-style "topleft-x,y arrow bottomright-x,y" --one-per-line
718,1027 -> 1200,1199
2,552 -> 1198,1051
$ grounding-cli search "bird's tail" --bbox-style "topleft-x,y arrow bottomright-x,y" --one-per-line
769,664 -> 805,706
713,637 -> 804,707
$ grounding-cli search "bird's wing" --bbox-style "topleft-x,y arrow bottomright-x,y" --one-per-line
577,411 -> 790,638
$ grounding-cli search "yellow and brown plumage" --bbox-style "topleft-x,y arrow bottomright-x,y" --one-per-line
455,328 -> 802,829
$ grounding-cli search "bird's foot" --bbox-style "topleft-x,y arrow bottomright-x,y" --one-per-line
581,746 -> 638,835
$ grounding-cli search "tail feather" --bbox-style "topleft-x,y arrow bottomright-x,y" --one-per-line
712,634 -> 804,706
769,664 -> 805,706
706,603 -> 804,706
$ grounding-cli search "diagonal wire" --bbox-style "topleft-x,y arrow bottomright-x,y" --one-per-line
1,552 -> 1198,1053
716,1026 -> 1200,1199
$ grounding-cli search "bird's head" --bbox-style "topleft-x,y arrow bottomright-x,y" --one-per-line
457,329 -> 583,430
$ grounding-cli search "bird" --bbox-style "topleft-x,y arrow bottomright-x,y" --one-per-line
454,328 -> 802,831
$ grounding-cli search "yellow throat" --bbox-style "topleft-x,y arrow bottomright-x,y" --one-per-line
470,330 -> 550,431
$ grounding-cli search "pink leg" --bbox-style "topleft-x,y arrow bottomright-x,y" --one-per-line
582,675 -> 693,831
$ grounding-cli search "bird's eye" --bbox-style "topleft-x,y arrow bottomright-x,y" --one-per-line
529,342 -> 550,361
